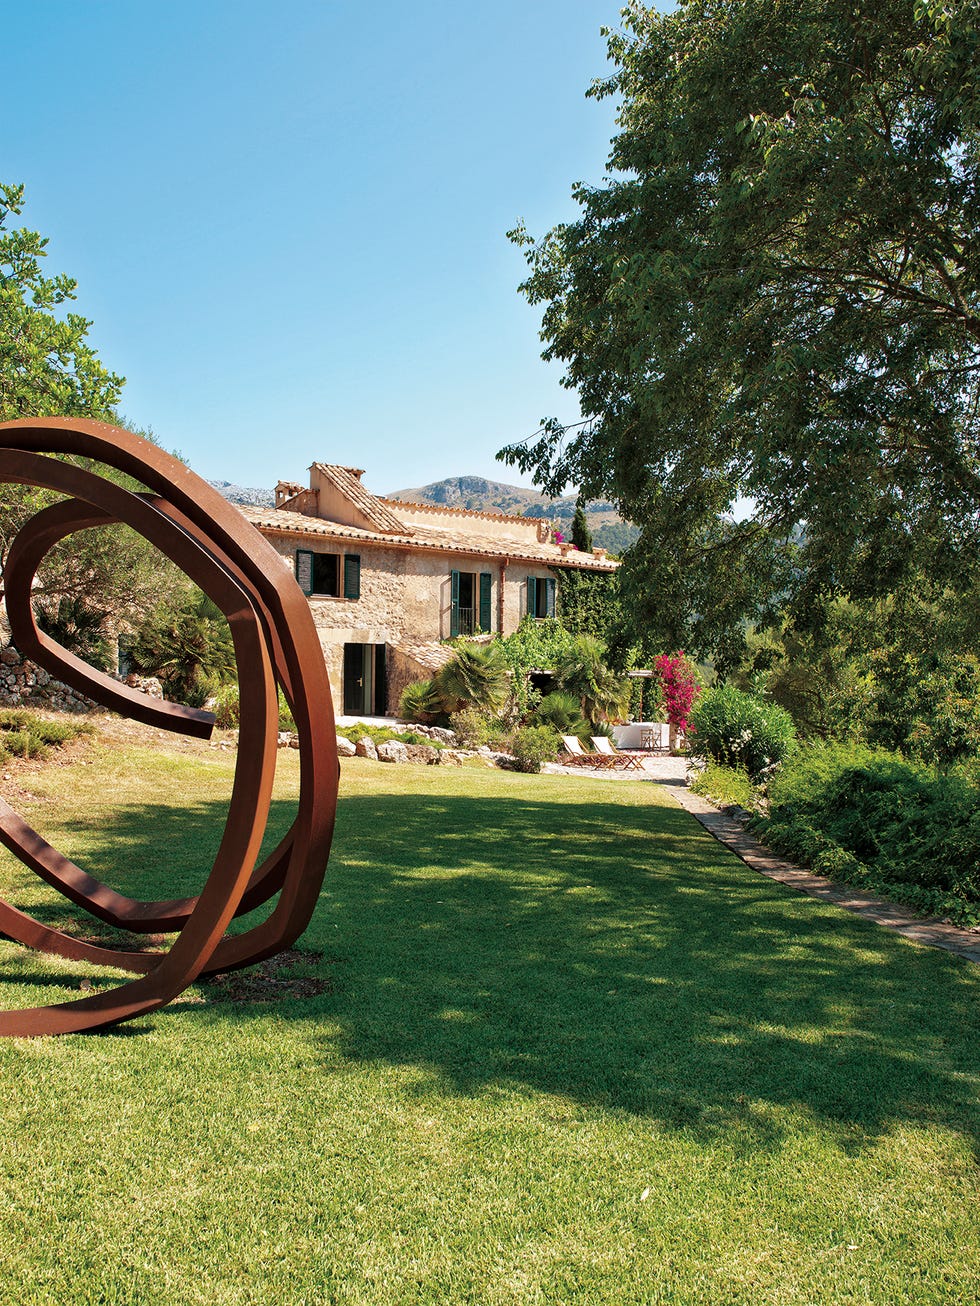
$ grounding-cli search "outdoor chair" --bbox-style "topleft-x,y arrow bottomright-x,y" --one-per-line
559,735 -> 607,767
590,736 -> 643,770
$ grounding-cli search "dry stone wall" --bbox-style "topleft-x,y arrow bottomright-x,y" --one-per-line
0,646 -> 163,714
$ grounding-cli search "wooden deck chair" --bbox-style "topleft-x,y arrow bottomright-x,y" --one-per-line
590,736 -> 643,770
560,735 -> 605,766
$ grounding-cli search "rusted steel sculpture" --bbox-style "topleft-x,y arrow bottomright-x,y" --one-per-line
0,418 -> 339,1036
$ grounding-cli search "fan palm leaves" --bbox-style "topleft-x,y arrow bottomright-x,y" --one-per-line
433,642 -> 510,715
554,635 -> 630,727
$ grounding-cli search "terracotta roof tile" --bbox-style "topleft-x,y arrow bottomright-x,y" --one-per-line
380,496 -> 549,527
312,463 -> 409,534
240,505 -> 618,571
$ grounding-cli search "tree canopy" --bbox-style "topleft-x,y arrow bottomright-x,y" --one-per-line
1,183 -> 123,422
502,0 -> 980,657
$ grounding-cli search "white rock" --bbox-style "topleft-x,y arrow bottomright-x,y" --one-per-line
377,739 -> 409,763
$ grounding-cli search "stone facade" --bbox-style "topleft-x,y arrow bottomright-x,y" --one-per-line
258,530 -> 560,711
242,462 -> 619,717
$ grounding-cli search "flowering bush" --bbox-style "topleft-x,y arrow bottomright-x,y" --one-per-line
653,651 -> 700,732
688,685 -> 796,778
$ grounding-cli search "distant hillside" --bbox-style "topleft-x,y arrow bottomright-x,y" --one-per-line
388,476 -> 639,555
210,473 -> 640,556
208,480 -> 274,508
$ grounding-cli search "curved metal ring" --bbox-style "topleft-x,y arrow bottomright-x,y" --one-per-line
0,419 -> 339,1035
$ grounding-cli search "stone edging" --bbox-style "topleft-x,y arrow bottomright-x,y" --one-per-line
669,784 -> 980,966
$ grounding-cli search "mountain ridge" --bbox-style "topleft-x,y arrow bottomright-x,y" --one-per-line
208,474 -> 639,554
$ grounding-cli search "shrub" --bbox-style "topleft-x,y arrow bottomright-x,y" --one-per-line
336,723 -> 444,749
399,678 -> 442,723
532,691 -> 590,742
688,685 -> 796,778
448,707 -> 507,749
511,725 -> 561,773
0,709 -> 90,762
499,617 -> 576,718
755,742 -> 980,920
769,744 -> 980,897
208,681 -> 241,729
653,651 -> 701,733
688,762 -> 759,813
278,689 -> 295,732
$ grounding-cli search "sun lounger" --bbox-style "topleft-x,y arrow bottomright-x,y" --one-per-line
590,736 -> 643,770
559,735 -> 607,767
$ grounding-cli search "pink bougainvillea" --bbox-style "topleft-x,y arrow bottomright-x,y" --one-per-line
654,651 -> 700,733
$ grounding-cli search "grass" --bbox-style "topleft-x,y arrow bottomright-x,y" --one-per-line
1,730 -> 979,1303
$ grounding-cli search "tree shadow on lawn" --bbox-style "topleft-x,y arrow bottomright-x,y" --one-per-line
3,785 -> 980,1153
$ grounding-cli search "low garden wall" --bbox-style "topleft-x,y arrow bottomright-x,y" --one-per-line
0,646 -> 163,713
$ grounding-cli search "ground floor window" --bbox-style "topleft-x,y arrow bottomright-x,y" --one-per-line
343,642 -> 387,716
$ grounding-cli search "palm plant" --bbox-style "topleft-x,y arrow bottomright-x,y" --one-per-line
129,588 -> 235,706
433,642 -> 510,715
554,635 -> 630,727
533,690 -> 591,743
399,678 -> 442,723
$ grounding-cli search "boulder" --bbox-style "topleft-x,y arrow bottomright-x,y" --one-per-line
404,743 -> 440,765
335,736 -> 357,757
377,739 -> 409,764
355,735 -> 379,761
426,726 -> 457,744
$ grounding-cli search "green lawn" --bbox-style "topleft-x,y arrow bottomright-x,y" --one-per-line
1,736 -> 979,1304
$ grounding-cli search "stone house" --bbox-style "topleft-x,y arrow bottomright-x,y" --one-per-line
240,463 -> 618,716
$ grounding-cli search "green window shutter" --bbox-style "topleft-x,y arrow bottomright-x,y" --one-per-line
450,569 -> 461,637
545,577 -> 556,618
343,553 -> 361,600
527,576 -> 536,618
478,572 -> 492,632
295,549 -> 314,596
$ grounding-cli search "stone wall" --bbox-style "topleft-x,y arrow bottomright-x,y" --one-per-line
0,645 -> 163,714
0,646 -> 99,713
261,532 -> 555,713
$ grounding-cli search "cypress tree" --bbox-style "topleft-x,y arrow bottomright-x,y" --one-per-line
571,502 -> 593,552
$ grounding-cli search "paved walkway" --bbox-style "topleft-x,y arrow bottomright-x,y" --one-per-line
669,782 -> 980,966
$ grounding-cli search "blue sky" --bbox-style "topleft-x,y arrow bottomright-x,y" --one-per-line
6,1 -> 627,497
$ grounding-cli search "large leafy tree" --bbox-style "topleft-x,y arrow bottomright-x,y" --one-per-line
502,0 -> 980,657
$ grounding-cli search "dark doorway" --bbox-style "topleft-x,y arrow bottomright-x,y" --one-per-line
343,643 -> 387,716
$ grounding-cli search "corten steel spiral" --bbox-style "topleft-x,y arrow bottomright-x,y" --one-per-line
0,418 -> 339,1036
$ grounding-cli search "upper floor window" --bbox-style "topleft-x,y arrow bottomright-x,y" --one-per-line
451,569 -> 492,636
527,576 -> 556,619
295,549 -> 360,599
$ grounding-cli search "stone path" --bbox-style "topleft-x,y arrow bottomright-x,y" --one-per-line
669,782 -> 980,966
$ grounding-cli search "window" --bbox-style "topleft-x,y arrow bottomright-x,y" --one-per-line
527,576 -> 556,619
295,550 -> 360,599
451,570 -> 493,636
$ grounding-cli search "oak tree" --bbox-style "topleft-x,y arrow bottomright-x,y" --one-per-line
503,0 -> 980,656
